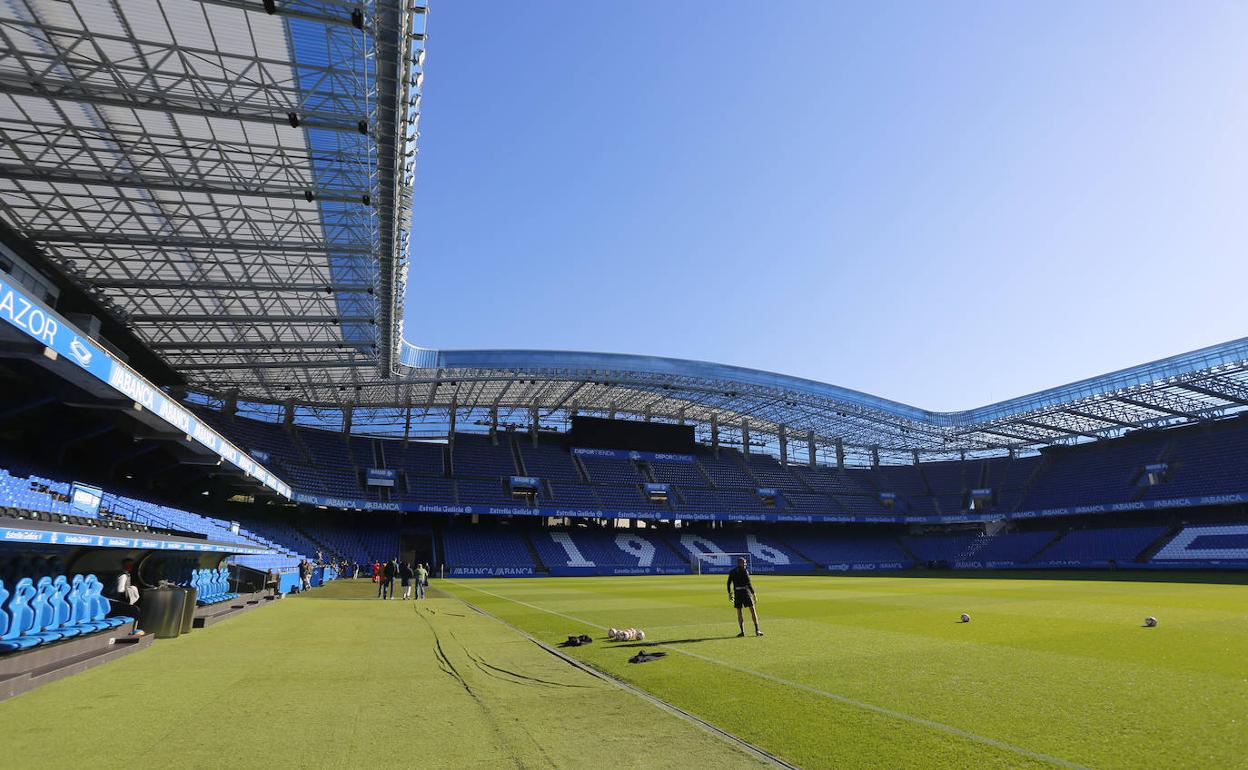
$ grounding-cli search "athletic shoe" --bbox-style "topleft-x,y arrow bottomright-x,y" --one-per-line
756,631 -> 764,636
736,631 -> 745,637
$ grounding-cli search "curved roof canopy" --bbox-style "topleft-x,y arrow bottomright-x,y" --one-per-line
2,1 -> 1246,459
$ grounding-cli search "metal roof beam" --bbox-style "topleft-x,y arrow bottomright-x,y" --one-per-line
129,314 -> 373,324
28,232 -> 371,254
0,165 -> 367,205
85,280 -> 371,292
1115,396 -> 1198,419
1176,381 -> 1248,407
152,341 -> 370,351
193,0 -> 368,29
177,359 -> 376,371
1015,419 -> 1100,440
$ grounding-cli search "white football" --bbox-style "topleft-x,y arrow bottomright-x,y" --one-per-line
1145,616 -> 1157,628
608,628 -> 619,639
960,613 -> 971,623
636,629 -> 645,640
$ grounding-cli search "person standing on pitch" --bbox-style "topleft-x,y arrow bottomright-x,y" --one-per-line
399,561 -> 414,600
727,557 -> 763,637
415,563 -> 428,600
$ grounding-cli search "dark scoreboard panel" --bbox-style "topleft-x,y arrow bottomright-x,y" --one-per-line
569,416 -> 696,454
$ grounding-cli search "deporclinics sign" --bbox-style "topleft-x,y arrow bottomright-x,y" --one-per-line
0,525 -> 271,553
571,447 -> 695,463
0,275 -> 291,499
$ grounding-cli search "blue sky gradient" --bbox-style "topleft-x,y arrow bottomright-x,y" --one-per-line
406,2 -> 1248,410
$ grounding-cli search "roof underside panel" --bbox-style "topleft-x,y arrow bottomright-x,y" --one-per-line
0,0 -> 426,400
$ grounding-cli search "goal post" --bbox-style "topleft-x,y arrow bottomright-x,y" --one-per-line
690,552 -> 751,575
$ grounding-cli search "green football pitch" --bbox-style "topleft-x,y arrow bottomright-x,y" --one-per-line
3,574 -> 1246,769
441,573 -> 1248,770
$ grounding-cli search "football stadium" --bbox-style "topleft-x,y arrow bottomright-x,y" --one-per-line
0,3 -> 1246,768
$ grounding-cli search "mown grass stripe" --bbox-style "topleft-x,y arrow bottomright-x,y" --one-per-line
449,580 -> 1092,770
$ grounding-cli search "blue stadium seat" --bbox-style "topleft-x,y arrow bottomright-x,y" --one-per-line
48,576 -> 82,639
86,575 -> 131,628
1,578 -> 41,650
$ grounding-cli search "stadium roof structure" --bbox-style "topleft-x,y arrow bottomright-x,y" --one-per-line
2,2 -> 1247,463
0,0 -> 426,390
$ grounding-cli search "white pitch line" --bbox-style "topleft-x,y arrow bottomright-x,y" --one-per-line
448,581 -> 1092,770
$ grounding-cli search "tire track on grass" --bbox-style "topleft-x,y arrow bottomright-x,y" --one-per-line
448,581 -> 1091,770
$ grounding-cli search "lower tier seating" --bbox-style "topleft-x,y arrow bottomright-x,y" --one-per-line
0,574 -> 132,653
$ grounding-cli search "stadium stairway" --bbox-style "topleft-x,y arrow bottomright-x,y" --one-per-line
1025,529 -> 1075,563
1134,524 -> 1186,564
521,532 -> 550,575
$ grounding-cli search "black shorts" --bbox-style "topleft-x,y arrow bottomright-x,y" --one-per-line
733,589 -> 754,609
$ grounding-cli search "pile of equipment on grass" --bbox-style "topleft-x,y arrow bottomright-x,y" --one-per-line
608,627 -> 645,641
561,634 -> 594,647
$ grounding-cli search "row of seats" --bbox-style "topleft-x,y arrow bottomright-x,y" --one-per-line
441,522 -> 1208,573
0,574 -> 131,653
185,568 -> 238,606
1,506 -> 163,534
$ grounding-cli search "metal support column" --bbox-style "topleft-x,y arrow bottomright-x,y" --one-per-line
871,446 -> 880,469
778,425 -> 788,465
530,405 -> 539,447
489,405 -> 499,443
342,404 -> 354,435
741,419 -> 751,459
403,398 -> 412,445
223,388 -> 238,418
835,438 -> 845,469
283,400 -> 295,429
711,414 -> 720,457
808,430 -> 817,469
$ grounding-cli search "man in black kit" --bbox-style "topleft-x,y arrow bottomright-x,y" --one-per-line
726,557 -> 763,637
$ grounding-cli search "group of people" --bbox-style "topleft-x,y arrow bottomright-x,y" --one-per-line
371,559 -> 428,600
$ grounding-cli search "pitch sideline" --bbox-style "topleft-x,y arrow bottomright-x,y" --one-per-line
446,580 -> 1091,770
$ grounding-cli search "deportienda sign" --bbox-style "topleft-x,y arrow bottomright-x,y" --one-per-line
0,275 -> 292,499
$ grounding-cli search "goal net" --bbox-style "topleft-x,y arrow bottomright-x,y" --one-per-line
690,552 -> 751,575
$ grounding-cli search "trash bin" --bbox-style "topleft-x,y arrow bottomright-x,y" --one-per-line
139,587 -> 187,639
179,587 -> 198,634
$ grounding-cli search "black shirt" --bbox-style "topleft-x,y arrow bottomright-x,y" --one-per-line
727,566 -> 752,593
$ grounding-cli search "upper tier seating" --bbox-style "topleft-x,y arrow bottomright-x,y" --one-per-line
646,458 -> 706,486
746,455 -> 807,490
452,434 -> 518,478
578,454 -> 645,484
697,451 -> 756,488
1021,434 -> 1167,510
189,411 -> 1248,523
518,439 -> 584,483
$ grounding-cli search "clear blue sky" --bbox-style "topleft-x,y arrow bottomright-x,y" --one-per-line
405,2 -> 1248,411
